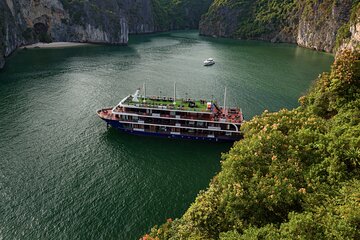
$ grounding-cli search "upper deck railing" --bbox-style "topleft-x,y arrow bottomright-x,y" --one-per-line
114,93 -> 243,124
122,95 -> 215,113
113,105 -> 243,124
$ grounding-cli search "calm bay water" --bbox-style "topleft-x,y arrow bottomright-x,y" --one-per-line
0,31 -> 333,239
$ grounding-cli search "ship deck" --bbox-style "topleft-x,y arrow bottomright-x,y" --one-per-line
97,108 -> 118,121
103,105 -> 243,124
124,96 -> 213,113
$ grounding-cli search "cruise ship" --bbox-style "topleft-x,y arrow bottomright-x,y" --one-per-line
97,85 -> 244,142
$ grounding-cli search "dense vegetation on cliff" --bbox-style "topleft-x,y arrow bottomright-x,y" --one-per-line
144,49 -> 360,239
60,0 -> 212,32
200,0 -> 359,52
205,0 -> 296,37
151,0 -> 212,30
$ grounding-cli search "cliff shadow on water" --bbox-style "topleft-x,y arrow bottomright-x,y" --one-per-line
1,44 -> 140,74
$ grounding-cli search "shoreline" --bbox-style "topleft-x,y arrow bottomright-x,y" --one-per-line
20,42 -> 92,49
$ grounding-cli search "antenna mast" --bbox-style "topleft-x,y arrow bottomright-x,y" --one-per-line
173,82 -> 176,105
143,82 -> 146,103
223,86 -> 227,114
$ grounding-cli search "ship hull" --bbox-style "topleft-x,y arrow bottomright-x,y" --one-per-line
101,119 -> 241,143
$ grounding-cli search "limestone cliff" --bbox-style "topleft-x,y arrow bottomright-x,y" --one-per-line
296,0 -> 353,52
0,0 -> 155,69
0,0 -> 24,69
200,0 -> 357,53
338,3 -> 360,53
0,0 -> 213,69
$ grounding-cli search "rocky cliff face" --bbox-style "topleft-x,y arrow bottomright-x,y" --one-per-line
296,0 -> 353,52
0,0 -> 213,69
338,4 -> 360,53
200,0 -> 356,53
0,0 -> 156,69
0,0 -> 24,69
344,20 -> 360,51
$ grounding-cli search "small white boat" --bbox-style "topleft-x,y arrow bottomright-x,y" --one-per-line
204,58 -> 215,66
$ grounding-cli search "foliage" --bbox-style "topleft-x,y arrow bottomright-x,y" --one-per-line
144,49 -> 360,239
301,49 -> 360,117
201,0 -> 299,38
335,2 -> 360,50
201,0 -> 356,49
236,0 -> 297,38
60,0 -> 212,30
151,0 -> 212,30
350,1 -> 360,23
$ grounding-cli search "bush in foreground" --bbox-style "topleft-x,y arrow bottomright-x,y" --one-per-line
144,49 -> 360,239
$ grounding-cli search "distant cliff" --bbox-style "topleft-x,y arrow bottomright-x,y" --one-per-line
0,0 -> 212,69
200,0 -> 358,53
151,0 -> 212,31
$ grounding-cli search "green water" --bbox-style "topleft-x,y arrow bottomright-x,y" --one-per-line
0,31 -> 333,239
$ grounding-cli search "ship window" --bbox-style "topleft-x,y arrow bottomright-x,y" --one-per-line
197,122 -> 204,126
